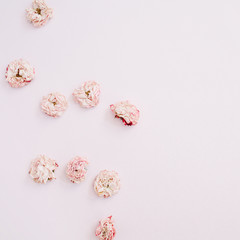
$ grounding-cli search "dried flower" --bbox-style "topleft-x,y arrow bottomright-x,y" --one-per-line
96,216 -> 116,240
6,59 -> 35,88
94,170 -> 120,198
73,81 -> 100,108
66,156 -> 88,183
41,92 -> 68,117
29,155 -> 58,184
110,101 -> 140,126
26,0 -> 53,27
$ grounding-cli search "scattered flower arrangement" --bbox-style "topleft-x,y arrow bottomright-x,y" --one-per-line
5,1 -> 142,238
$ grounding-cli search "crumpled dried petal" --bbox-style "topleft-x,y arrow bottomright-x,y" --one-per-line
110,101 -> 140,126
29,155 -> 58,184
26,0 -> 53,27
5,59 -> 35,88
41,92 -> 68,117
66,156 -> 88,183
73,81 -> 100,108
94,170 -> 120,198
96,216 -> 116,240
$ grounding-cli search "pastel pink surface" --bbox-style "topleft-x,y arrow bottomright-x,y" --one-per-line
1,1 -> 240,240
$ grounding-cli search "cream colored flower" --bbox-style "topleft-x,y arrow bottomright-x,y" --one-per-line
110,101 -> 140,126
96,216 -> 116,240
66,156 -> 88,183
5,59 -> 35,88
94,170 -> 120,198
73,81 -> 100,108
29,155 -> 58,184
41,92 -> 68,117
26,0 -> 53,27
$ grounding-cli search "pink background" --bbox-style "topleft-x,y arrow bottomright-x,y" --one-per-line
1,0 -> 240,239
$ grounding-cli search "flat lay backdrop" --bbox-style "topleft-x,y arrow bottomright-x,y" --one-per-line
1,0 -> 240,239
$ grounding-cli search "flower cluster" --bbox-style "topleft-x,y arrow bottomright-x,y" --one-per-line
26,0 -> 53,27
110,101 -> 140,126
73,81 -> 101,108
41,92 -> 68,117
94,170 -> 120,198
5,59 -> 35,88
66,156 -> 89,183
11,1 -> 144,238
96,216 -> 116,240
29,155 -> 58,184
